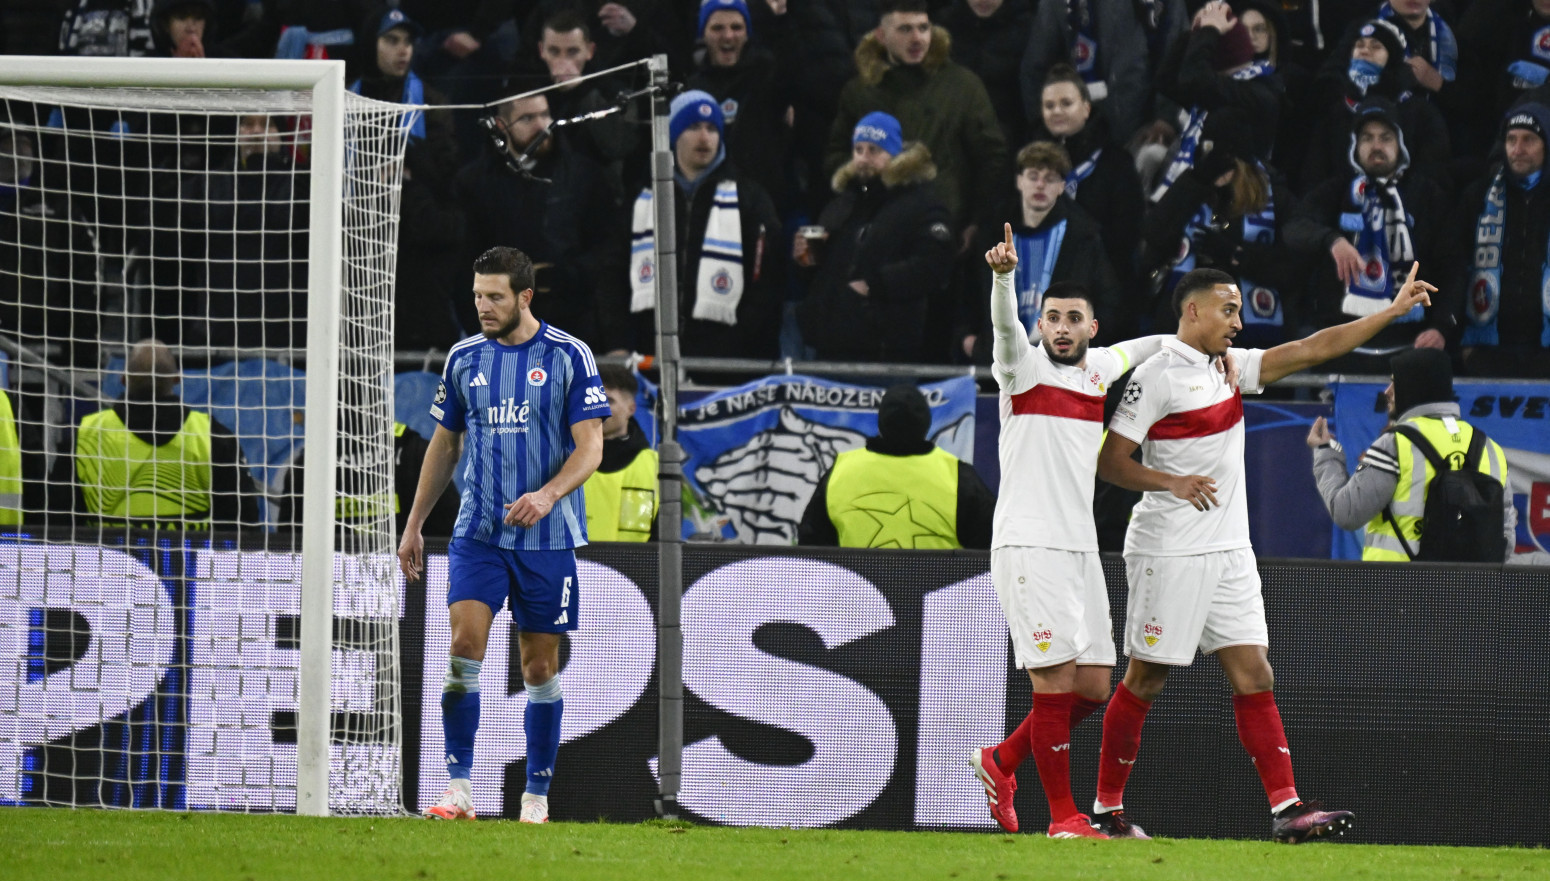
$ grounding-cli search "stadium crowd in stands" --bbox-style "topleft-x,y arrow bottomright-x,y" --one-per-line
5,0 -> 1550,382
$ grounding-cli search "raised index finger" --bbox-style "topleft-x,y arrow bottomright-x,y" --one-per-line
1004,222 -> 1012,248
1405,261 -> 1419,286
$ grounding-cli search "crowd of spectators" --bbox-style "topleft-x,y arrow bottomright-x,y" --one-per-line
4,0 -> 1550,382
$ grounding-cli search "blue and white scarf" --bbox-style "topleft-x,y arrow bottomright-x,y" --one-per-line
1150,61 -> 1275,202
1464,168 -> 1550,346
1168,168 -> 1282,327
1014,220 -> 1068,332
1339,174 -> 1421,321
1378,2 -> 1456,82
1067,0 -> 1100,85
1064,148 -> 1100,198
630,181 -> 745,325
349,71 -> 425,141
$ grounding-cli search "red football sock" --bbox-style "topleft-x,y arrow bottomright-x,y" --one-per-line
1070,694 -> 1105,729
1030,692 -> 1079,822
1095,682 -> 1151,807
1232,691 -> 1299,808
994,699 -> 1037,774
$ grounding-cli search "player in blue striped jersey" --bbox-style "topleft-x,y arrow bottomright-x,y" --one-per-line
399,246 -> 610,823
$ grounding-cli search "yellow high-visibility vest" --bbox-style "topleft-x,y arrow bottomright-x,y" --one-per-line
76,407 -> 213,527
584,447 -> 659,542
1362,416 -> 1508,561
826,446 -> 960,549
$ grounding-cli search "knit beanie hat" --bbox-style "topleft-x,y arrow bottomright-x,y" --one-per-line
852,111 -> 905,156
877,383 -> 931,443
1390,348 -> 1453,417
699,0 -> 752,37
669,89 -> 725,147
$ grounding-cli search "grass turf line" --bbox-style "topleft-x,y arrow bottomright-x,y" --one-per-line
1,810 -> 1545,881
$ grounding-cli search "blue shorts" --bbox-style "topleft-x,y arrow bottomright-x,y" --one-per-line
446,539 -> 579,633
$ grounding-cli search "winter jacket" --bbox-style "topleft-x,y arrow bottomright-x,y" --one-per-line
797,143 -> 956,362
1142,165 -> 1304,342
936,0 -> 1034,153
150,149 -> 309,351
1457,0 -> 1550,153
1156,23 -> 1284,163
59,0 -> 154,56
1037,115 -> 1146,302
1304,30 -> 1451,190
1450,164 -> 1550,351
0,182 -> 102,367
454,138 -> 627,352
825,26 -> 1008,230
1285,114 -> 1453,349
687,17 -> 801,214
961,195 -> 1120,364
1020,0 -> 1153,144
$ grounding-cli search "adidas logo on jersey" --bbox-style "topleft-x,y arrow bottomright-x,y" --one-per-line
553,611 -> 568,626
583,386 -> 608,406
470,372 -> 489,387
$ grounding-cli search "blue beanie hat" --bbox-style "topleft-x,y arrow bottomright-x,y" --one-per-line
670,89 -> 725,147
852,111 -> 904,157
698,0 -> 752,37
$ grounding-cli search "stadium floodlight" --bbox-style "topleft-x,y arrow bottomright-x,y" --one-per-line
0,57 -> 408,817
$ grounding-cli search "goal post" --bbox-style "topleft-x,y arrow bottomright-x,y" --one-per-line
0,57 -> 406,816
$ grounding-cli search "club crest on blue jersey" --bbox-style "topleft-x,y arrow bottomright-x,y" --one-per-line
528,366 -> 548,387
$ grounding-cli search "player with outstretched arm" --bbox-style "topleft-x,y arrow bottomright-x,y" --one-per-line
398,246 -> 609,823
972,224 -> 1206,839
1091,263 -> 1433,843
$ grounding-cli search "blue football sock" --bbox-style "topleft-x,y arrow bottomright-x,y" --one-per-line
524,675 -> 563,796
441,656 -> 482,782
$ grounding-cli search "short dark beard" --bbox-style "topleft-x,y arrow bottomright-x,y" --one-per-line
1362,157 -> 1396,178
1045,338 -> 1089,366
482,312 -> 523,341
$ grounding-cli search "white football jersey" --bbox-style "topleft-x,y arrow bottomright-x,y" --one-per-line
993,335 -> 1165,551
1108,337 -> 1266,557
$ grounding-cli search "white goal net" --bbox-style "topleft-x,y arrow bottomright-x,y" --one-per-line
0,59 -> 408,815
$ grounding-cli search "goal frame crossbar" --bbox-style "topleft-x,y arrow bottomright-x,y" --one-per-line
0,56 -> 347,817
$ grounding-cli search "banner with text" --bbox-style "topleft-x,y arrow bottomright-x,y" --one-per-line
674,375 -> 978,544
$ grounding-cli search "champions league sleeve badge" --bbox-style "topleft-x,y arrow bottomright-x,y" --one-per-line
1122,379 -> 1143,405
434,381 -> 447,405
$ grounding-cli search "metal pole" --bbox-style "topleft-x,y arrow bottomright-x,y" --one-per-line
648,54 -> 684,820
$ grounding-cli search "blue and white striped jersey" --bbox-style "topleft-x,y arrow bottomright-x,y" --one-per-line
429,323 -> 610,550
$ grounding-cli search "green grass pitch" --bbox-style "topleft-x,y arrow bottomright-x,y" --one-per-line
2,809 -> 1545,881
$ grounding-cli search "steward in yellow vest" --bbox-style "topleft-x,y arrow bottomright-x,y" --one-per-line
275,421 -> 459,540
798,383 -> 994,549
1311,349 -> 1515,562
60,340 -> 259,530
0,390 -> 21,526
583,365 -> 658,541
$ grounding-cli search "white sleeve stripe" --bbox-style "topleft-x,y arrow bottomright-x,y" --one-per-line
1357,458 -> 1399,475
1363,449 -> 1399,468
543,328 -> 598,376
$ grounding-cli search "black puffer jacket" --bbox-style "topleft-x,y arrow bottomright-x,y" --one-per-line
798,143 -> 955,363
936,0 -> 1034,153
